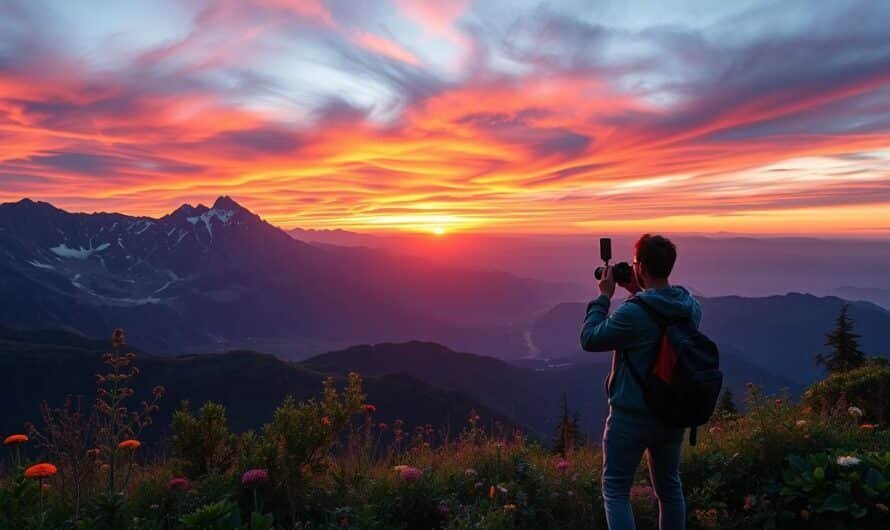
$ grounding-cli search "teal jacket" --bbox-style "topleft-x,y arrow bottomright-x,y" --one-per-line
580,286 -> 702,418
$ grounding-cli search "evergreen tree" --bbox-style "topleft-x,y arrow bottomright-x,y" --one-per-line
551,394 -> 584,455
714,387 -> 738,418
816,304 -> 866,374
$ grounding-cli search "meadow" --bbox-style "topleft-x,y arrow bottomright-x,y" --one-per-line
1,332 -> 888,530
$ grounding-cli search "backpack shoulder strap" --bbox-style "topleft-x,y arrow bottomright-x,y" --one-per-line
626,297 -> 668,328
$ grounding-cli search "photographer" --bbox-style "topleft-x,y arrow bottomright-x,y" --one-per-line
580,234 -> 702,530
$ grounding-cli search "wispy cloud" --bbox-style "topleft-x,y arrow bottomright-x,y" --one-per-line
0,0 -> 889,234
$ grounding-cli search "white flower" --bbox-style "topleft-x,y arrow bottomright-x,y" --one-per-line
848,406 -> 864,417
837,456 -> 861,467
465,468 -> 477,477
497,485 -> 508,494
796,420 -> 808,427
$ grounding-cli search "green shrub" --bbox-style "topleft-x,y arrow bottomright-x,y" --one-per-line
804,361 -> 890,424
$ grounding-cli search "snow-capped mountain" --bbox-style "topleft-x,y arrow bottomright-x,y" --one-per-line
0,197 -> 553,356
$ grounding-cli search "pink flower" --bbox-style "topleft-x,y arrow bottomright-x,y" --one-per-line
399,466 -> 422,483
362,404 -> 376,414
168,477 -> 190,491
555,459 -> 570,472
241,468 -> 269,487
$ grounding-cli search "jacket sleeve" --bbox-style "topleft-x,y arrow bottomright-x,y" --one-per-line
579,295 -> 637,352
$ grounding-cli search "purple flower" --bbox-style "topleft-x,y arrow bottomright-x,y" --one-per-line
242,468 -> 270,487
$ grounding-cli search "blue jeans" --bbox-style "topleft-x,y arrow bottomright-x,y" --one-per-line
602,411 -> 686,530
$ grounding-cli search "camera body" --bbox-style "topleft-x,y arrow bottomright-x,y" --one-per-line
595,237 -> 634,285
595,262 -> 633,284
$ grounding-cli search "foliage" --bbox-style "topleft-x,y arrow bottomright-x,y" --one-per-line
816,304 -> 867,374
550,395 -> 585,456
804,361 -> 890,424
714,387 -> 738,419
171,401 -> 238,477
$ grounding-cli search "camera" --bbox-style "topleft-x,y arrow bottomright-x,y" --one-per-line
595,262 -> 633,284
595,238 -> 634,284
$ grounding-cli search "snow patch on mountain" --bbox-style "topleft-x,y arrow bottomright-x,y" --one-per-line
50,242 -> 111,259
28,260 -> 55,270
186,209 -> 235,238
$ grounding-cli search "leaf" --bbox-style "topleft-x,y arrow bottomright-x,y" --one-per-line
820,493 -> 853,512
814,467 -> 825,481
250,512 -> 274,530
788,454 -> 808,473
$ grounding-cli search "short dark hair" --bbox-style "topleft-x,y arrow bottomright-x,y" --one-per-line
634,234 -> 676,278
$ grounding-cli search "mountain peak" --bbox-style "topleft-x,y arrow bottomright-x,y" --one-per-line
212,195 -> 248,212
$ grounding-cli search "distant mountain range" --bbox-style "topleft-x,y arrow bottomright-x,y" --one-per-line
0,326 -> 521,441
0,197 -> 569,357
529,293 -> 890,388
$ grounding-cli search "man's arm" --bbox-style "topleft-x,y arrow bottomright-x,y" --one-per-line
579,295 -> 636,352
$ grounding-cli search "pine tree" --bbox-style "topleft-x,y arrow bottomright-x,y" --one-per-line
816,304 -> 866,374
714,387 -> 738,418
551,395 -> 584,455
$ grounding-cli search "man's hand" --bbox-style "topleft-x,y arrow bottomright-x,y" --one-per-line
619,272 -> 642,295
598,265 -> 616,299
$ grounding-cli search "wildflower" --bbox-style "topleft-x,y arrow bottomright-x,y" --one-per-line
400,466 -> 422,483
112,328 -> 125,346
860,423 -> 878,431
465,468 -> 477,477
498,484 -> 508,494
362,404 -> 376,414
393,465 -> 408,472
150,504 -> 160,510
848,406 -> 864,417
3,434 -> 28,445
242,468 -> 270,487
377,422 -> 387,430
474,481 -> 483,489
876,503 -> 889,512
437,502 -> 450,517
504,504 -> 517,512
489,485 -> 496,499
743,495 -> 753,511
118,439 -> 141,450
24,463 -> 57,479
168,477 -> 190,490
708,426 -> 722,435
836,456 -> 861,467
556,459 -> 570,472
321,416 -> 331,427
774,399 -> 783,406
795,420 -> 808,427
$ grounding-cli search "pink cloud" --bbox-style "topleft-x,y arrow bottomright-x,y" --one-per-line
352,31 -> 422,66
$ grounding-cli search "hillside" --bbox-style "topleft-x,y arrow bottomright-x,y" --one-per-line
0,328 -> 521,440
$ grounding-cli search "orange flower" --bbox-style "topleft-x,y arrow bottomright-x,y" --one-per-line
489,485 -> 496,499
860,424 -> 878,431
321,416 -> 331,427
3,434 -> 28,445
118,439 -> 141,450
504,504 -> 518,512
24,463 -> 57,479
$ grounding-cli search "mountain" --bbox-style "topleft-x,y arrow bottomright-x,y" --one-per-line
530,293 -> 890,388
300,340 -> 794,437
0,197 -> 561,357
0,326 -> 520,441
289,227 -> 379,248
833,286 -> 890,311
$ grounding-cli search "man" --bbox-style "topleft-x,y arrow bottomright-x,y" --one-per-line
580,234 -> 701,530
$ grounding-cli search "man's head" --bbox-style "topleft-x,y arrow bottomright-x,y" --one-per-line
633,234 -> 676,288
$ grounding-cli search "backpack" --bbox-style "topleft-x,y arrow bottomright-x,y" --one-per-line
623,296 -> 723,446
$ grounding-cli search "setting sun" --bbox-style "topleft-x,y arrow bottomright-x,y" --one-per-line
433,227 -> 446,236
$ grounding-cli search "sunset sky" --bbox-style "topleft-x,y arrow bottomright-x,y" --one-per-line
1,0 -> 889,234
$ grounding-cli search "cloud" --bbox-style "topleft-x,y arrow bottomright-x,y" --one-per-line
1,0 -> 890,235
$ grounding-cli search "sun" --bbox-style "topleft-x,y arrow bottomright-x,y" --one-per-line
432,226 -> 446,236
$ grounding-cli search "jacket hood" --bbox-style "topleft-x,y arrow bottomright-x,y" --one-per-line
634,285 -> 699,319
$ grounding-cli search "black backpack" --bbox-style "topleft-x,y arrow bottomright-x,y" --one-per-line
624,297 -> 723,445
